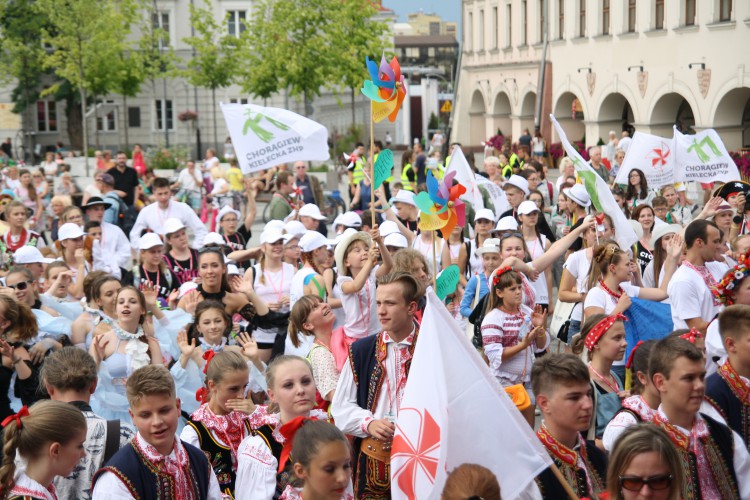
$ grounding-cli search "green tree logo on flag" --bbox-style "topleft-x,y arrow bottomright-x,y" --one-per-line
688,136 -> 721,162
242,110 -> 290,143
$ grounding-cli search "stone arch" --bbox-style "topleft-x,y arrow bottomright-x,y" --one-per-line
649,91 -> 697,137
492,91 -> 512,139
553,91 -> 585,142
469,89 -> 488,145
597,93 -> 635,133
712,87 -> 750,149
519,91 -> 537,139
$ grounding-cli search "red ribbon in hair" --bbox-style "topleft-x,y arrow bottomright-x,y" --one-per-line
202,350 -> 217,374
277,416 -> 312,473
584,313 -> 627,351
625,341 -> 644,369
680,328 -> 703,345
195,387 -> 209,404
492,266 -> 513,287
1,406 -> 29,429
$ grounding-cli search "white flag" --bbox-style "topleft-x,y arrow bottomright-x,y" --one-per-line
475,174 -> 510,215
614,131 -> 675,188
550,114 -> 638,251
445,145 -> 484,211
391,290 -> 550,500
221,103 -> 330,174
673,127 -> 740,184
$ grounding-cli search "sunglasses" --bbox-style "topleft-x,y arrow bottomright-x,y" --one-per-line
7,280 -> 32,291
498,232 -> 524,240
619,474 -> 672,492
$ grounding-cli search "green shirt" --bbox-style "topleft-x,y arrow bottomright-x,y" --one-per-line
268,193 -> 293,221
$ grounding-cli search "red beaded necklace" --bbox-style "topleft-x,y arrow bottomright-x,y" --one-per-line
598,279 -> 623,300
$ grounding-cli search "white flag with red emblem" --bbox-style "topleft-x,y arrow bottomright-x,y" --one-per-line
390,290 -> 550,500
614,131 -> 675,188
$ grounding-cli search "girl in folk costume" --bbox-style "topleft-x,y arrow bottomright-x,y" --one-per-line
518,200 -> 553,311
606,424 -> 684,500
481,267 -> 550,425
54,223 -> 88,299
71,274 -> 120,350
440,224 -> 468,285
89,286 -> 163,422
289,296 -> 348,412
235,356 -> 329,500
277,419 -> 354,500
249,229 -> 295,363
0,295 -> 38,420
181,350 -> 257,499
573,313 -> 629,447
0,401 -> 86,500
335,227 -> 392,343
173,301 -> 266,419
467,208 -> 495,276
632,204 -> 656,275
0,201 -> 43,271
602,340 -> 660,452
133,233 -> 178,304
162,218 -> 200,286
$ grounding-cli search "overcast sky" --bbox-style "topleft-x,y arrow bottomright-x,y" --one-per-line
382,0 -> 461,27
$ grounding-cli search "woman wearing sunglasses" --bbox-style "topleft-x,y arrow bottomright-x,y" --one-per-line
607,424 -> 683,500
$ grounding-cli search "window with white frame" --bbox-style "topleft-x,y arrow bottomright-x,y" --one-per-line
627,0 -> 636,32
152,11 -> 170,48
685,0 -> 696,25
229,98 -> 249,105
558,0 -> 565,39
578,0 -> 586,37
478,10 -> 484,50
521,1 -> 527,45
36,101 -> 57,133
97,109 -> 117,132
655,0 -> 665,29
492,7 -> 498,49
602,0 -> 610,35
505,4 -> 512,47
227,10 -> 246,37
539,0 -> 545,42
719,0 -> 731,21
466,12 -> 473,51
154,99 -> 174,131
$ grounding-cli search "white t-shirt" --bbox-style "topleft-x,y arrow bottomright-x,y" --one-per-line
705,318 -> 725,376
563,249 -> 592,321
337,266 -> 381,340
203,156 -> 220,171
412,235 -> 443,276
210,178 -> 229,195
667,264 -> 723,330
526,235 -> 549,304
252,262 -> 295,344
707,260 -> 731,281
177,168 -> 201,191
583,282 -> 641,314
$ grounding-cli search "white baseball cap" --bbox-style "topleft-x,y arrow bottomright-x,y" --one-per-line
336,211 -> 362,229
518,200 -> 541,215
503,175 -> 530,196
14,246 -> 55,264
58,223 -> 86,241
162,218 -> 186,237
178,281 -> 198,299
477,238 -> 501,255
563,184 -> 592,208
379,220 -> 399,237
202,232 -> 224,246
383,233 -> 408,248
227,264 -> 240,276
495,216 -> 519,232
217,205 -> 241,222
299,231 -> 329,252
261,229 -> 285,244
139,232 -> 164,250
283,220 -> 307,237
391,190 -> 417,207
475,208 -> 496,222
299,204 -> 327,221
264,220 -> 285,232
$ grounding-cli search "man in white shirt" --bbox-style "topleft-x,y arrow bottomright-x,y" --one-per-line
668,219 -> 723,332
332,272 -> 423,498
618,130 -> 632,153
128,177 -> 207,250
83,196 -> 130,280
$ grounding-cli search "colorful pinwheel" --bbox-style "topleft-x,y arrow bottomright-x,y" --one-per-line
415,170 -> 466,238
361,54 -> 407,123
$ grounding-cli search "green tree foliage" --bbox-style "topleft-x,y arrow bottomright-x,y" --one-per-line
181,1 -> 240,150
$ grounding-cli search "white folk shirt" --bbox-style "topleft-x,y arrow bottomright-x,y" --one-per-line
667,264 -> 723,330
331,330 -> 415,438
91,222 -> 131,278
128,200 -> 207,250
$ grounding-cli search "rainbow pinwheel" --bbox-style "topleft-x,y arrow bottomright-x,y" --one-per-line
361,55 -> 407,123
415,170 -> 467,238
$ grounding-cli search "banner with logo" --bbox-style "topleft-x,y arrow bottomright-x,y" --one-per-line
614,131 -> 675,188
475,174 -> 510,215
391,290 -> 550,500
673,126 -> 740,184
221,103 -> 330,174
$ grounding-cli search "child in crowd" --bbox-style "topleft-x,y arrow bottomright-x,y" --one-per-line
441,463 -> 502,500
532,353 -> 607,499
91,365 -> 224,498
481,267 -> 549,425
182,350 -> 256,497
0,400 -> 87,500
40,347 -> 135,499
71,273 -> 121,349
235,355 -> 329,500
335,227 -> 392,343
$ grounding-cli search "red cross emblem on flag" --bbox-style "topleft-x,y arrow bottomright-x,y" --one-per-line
647,142 -> 671,168
391,408 -> 441,499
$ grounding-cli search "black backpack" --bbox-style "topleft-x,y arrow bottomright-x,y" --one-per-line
468,294 -> 489,349
114,197 -> 137,236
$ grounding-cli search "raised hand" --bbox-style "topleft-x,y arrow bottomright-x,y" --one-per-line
177,329 -> 197,358
177,290 -> 201,315
530,304 -> 547,328
668,233 -> 684,260
141,281 -> 159,306
229,275 -> 244,293
0,339 -> 14,361
237,331 -> 259,362
226,397 -> 257,415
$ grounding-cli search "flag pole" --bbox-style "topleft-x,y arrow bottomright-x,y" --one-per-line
549,462 -> 580,500
432,231 -> 437,289
369,101 -> 376,228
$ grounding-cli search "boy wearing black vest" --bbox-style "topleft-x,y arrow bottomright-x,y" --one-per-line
91,365 -> 223,499
331,272 -> 422,499
705,304 -> 750,450
650,336 -> 750,499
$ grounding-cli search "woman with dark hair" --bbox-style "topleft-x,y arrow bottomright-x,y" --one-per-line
624,169 -> 654,209
611,185 -> 631,219
632,204 -> 656,275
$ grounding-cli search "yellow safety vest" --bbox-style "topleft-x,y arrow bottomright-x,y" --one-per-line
351,159 -> 365,185
400,163 -> 415,191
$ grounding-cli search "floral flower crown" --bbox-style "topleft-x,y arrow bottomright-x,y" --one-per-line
713,253 -> 750,305
492,266 -> 514,287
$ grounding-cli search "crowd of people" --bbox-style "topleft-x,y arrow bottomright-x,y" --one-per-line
0,130 -> 749,500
